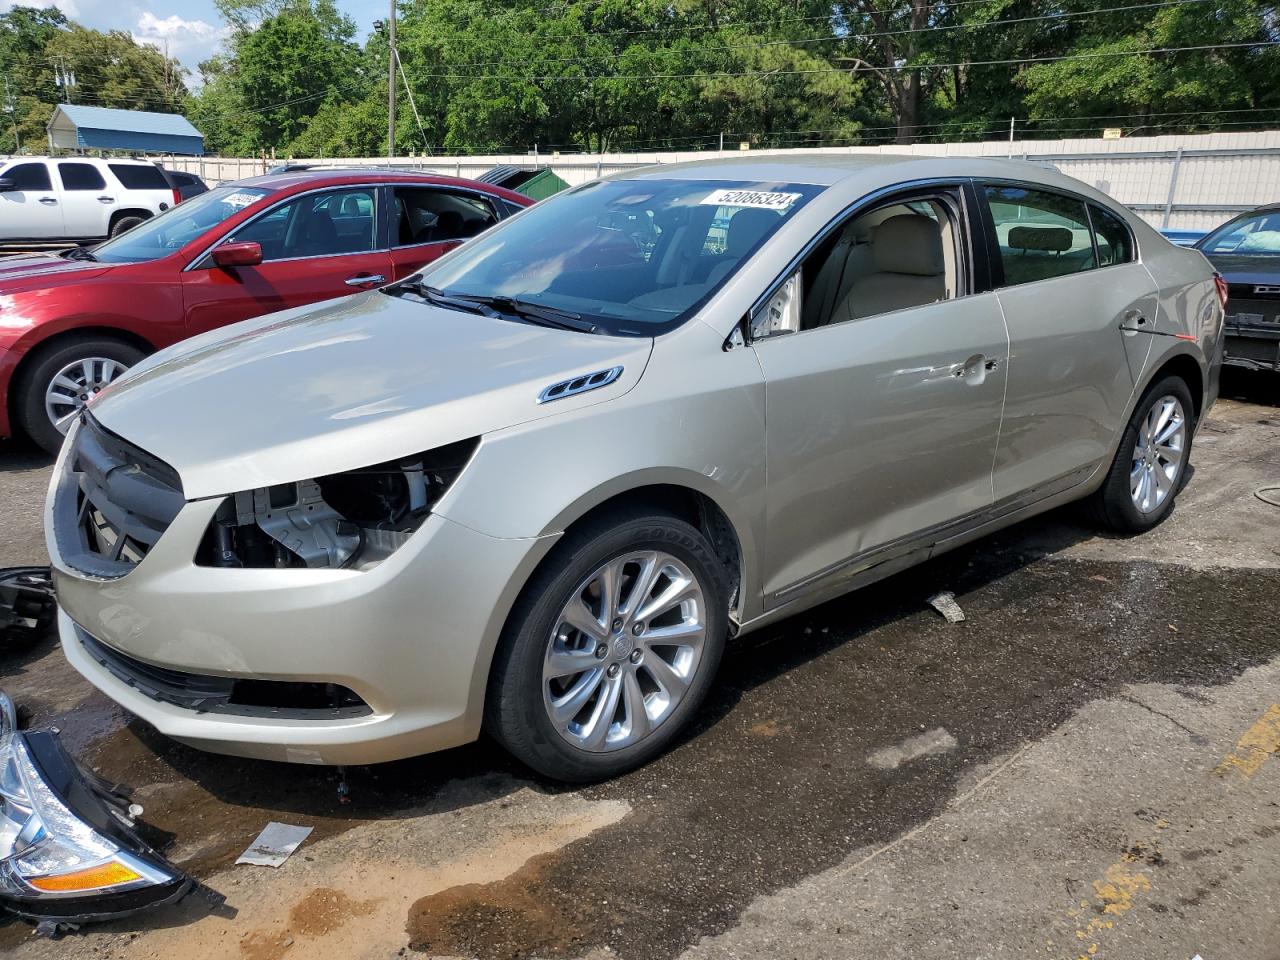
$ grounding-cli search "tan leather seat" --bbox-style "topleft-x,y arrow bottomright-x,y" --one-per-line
838,214 -> 945,320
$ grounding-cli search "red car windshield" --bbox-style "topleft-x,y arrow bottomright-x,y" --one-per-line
91,186 -> 273,264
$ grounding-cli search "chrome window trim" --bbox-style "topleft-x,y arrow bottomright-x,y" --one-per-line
184,181 -> 514,271
386,183 -> 502,250
977,176 -> 1142,271
746,177 -> 973,334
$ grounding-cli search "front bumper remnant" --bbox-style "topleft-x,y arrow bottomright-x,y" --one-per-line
0,568 -> 55,654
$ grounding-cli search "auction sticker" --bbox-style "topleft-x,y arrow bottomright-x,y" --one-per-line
699,188 -> 801,210
223,192 -> 261,208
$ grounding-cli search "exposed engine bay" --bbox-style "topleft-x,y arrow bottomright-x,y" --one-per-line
197,438 -> 478,570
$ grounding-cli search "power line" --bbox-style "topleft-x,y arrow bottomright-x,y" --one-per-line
410,40 -> 1280,81
436,0 -> 1219,72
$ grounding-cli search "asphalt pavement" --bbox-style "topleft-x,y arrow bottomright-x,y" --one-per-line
0,370 -> 1277,960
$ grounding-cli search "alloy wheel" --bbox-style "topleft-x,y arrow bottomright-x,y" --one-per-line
1130,394 -> 1186,514
542,550 -> 707,753
44,357 -> 128,435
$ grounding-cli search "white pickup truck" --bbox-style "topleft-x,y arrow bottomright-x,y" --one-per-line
0,157 -> 178,241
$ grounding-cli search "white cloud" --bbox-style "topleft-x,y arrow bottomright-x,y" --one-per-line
132,11 -> 230,81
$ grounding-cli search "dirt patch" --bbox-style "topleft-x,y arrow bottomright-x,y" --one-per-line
239,887 -> 381,960
407,853 -> 600,957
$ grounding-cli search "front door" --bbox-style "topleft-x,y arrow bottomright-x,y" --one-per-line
181,185 -> 392,338
753,187 -> 1009,603
0,161 -> 64,238
979,184 -> 1147,502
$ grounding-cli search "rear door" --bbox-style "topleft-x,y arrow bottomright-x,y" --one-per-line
979,183 -> 1151,502
55,161 -> 114,237
180,185 -> 392,337
0,161 -> 64,238
385,185 -> 503,281
105,163 -> 173,219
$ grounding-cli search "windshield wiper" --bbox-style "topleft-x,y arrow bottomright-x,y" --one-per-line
61,246 -> 97,262
386,278 -> 498,316
453,295 -> 600,334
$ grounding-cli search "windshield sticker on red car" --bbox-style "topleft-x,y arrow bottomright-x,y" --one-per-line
698,189 -> 802,211
223,192 -> 260,209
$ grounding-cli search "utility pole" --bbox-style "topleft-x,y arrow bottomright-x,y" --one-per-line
4,77 -> 18,154
387,0 -> 397,158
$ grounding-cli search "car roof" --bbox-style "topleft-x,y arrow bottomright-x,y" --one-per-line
610,153 -> 1073,187
1,156 -> 156,165
232,168 -> 532,204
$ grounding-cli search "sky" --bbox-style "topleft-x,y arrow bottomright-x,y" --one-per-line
0,0 -> 385,86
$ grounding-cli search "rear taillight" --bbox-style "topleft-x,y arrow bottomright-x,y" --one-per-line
171,188 -> 182,207
1214,273 -> 1229,312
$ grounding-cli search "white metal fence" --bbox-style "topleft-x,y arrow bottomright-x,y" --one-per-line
163,130 -> 1280,231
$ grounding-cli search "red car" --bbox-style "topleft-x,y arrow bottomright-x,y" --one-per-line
0,169 -> 533,453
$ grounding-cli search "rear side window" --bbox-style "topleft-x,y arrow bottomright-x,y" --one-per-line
108,163 -> 168,190
984,185 -> 1097,286
393,188 -> 498,246
1089,204 -> 1134,266
3,162 -> 51,191
58,162 -> 107,191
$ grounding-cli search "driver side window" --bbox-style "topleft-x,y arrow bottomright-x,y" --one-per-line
227,188 -> 376,261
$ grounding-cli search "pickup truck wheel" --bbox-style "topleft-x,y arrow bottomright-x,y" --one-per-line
1089,374 -> 1195,533
109,214 -> 146,236
487,508 -> 728,782
15,337 -> 146,455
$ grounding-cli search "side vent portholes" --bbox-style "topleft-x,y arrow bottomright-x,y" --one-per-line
537,366 -> 624,404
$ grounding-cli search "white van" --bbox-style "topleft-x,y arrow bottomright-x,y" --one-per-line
0,157 -> 177,241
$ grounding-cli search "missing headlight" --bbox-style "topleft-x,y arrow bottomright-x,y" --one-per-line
196,438 -> 478,570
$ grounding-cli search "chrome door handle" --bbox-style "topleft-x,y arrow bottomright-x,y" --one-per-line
344,274 -> 385,287
37,197 -> 57,205
97,196 -> 115,204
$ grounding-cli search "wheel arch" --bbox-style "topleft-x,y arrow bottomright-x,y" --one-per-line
463,475 -> 755,737
108,208 -> 153,233
1142,350 -> 1206,422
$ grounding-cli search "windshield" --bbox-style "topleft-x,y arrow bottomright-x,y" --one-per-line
91,186 -> 273,264
418,178 -> 824,335
1200,210 -> 1280,256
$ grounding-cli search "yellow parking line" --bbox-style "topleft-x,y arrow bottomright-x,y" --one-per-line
1214,704 -> 1280,779
1058,705 -> 1280,958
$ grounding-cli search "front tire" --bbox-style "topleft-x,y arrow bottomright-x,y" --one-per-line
1089,374 -> 1195,533
486,508 -> 729,782
15,337 -> 145,455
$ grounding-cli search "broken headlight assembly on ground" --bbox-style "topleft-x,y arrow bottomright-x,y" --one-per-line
0,689 -> 191,923
196,438 -> 479,570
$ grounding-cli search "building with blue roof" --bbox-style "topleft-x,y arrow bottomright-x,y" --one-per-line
46,104 -> 205,156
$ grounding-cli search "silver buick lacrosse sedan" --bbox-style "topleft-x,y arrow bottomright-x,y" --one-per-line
48,155 -> 1223,781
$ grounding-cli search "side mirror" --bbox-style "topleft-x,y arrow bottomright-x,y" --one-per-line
0,178 -> 16,193
211,241 -> 263,268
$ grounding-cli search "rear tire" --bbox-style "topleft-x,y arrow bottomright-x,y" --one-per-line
109,214 -> 146,236
486,507 -> 728,782
15,336 -> 146,455
1088,374 -> 1195,533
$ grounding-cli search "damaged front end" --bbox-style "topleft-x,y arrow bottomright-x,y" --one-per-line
196,438 -> 479,570
0,690 -> 191,924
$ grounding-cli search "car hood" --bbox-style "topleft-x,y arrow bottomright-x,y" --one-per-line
1199,253 -> 1280,286
0,253 -> 114,290
89,291 -> 654,499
